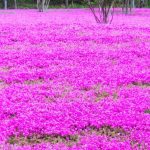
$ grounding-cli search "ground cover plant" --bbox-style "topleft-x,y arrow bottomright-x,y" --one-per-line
0,8 -> 150,149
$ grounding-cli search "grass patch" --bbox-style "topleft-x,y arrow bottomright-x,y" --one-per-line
131,81 -> 150,87
24,79 -> 44,85
7,125 -> 127,147
130,140 -> 147,150
7,133 -> 79,146
144,109 -> 150,114
95,91 -> 110,102
79,124 -> 128,138
0,66 -> 11,72
0,80 -> 8,90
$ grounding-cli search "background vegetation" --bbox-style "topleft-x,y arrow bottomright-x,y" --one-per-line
0,0 -> 150,9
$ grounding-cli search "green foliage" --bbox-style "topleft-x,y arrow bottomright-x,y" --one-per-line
0,0 -> 150,8
0,0 -> 89,8
148,0 -> 150,7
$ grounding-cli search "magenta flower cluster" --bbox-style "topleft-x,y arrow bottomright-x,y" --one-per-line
0,9 -> 149,149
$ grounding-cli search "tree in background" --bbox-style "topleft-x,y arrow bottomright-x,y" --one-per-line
88,0 -> 116,23
1,0 -> 150,10
3,0 -> 7,9
122,0 -> 133,13
65,0 -> 69,8
14,0 -> 17,8
37,0 -> 50,11
3,0 -> 17,9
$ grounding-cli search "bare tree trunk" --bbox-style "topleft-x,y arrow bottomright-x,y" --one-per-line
132,0 -> 135,7
125,0 -> 129,14
42,0 -> 45,11
71,0 -> 74,6
89,0 -> 115,24
37,0 -> 39,9
122,0 -> 133,14
14,0 -> 17,9
65,0 -> 69,8
37,0 -> 44,12
45,0 -> 50,9
4,0 -> 7,9
37,0 -> 50,12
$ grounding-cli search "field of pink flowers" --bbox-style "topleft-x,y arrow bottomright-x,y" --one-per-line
0,8 -> 150,149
